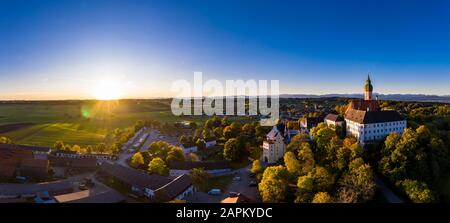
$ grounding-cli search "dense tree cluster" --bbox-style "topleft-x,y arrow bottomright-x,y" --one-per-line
189,168 -> 212,192
181,116 -> 269,162
259,124 -> 376,203
129,140 -> 185,175
378,125 -> 449,202
53,141 -> 119,154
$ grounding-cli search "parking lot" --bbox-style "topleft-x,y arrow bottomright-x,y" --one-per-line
187,163 -> 261,203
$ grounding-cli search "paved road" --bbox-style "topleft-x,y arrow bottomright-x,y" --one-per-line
375,177 -> 404,203
116,128 -> 150,167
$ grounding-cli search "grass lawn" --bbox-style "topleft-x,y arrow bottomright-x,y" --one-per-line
3,123 -> 108,147
0,101 -> 258,148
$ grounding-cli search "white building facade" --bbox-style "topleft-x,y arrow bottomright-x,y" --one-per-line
345,75 -> 406,145
262,124 -> 288,164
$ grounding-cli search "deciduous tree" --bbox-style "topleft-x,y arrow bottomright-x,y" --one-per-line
259,166 -> 290,203
148,157 -> 169,176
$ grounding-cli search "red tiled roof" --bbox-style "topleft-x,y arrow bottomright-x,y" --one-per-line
347,100 -> 379,112
345,109 -> 405,124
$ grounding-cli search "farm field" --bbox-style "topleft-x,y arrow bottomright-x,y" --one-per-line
0,100 -> 178,147
0,99 -> 258,147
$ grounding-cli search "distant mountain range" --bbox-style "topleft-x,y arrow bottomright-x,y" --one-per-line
280,93 -> 450,103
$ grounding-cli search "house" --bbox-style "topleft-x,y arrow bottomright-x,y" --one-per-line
345,75 -> 406,145
0,144 -> 51,160
205,139 -> 217,148
300,116 -> 322,131
0,160 -> 17,179
262,123 -> 289,164
154,174 -> 194,202
324,114 -> 345,128
53,189 -> 125,203
17,159 -> 49,179
221,193 -> 253,203
0,145 -> 49,179
181,144 -> 198,154
98,162 -> 171,198
168,161 -> 232,177
70,157 -> 98,171
54,150 -> 114,162
0,181 -> 73,199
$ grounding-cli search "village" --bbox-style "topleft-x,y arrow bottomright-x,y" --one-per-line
0,75 -> 413,203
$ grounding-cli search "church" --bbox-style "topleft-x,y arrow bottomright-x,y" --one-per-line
344,75 -> 406,145
261,75 -> 407,164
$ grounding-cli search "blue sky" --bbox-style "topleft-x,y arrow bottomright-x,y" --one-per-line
0,0 -> 449,99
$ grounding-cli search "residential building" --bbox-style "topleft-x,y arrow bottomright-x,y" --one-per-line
300,115 -> 325,131
181,145 -> 198,154
17,159 -> 49,179
0,145 -> 49,179
205,139 -> 217,148
0,144 -> 50,160
98,162 -> 171,198
54,150 -> 114,162
0,181 -> 73,199
324,114 -> 345,128
154,174 -> 194,202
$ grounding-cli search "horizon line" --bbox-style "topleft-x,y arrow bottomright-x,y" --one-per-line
1,92 -> 449,102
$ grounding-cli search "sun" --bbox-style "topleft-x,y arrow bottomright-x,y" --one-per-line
93,78 -> 123,100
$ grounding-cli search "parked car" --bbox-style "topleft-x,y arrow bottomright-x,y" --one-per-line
15,176 -> 27,183
79,183 -> 87,190
128,193 -> 139,199
208,189 -> 222,195
249,173 -> 256,178
232,176 -> 241,181
248,181 -> 257,187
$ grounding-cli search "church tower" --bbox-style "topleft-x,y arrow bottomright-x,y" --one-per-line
364,74 -> 373,100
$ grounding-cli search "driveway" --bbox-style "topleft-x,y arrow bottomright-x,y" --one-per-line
375,177 -> 404,203
221,164 -> 261,202
187,163 -> 261,203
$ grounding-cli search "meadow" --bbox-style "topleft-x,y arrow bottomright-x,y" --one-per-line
0,100 -> 186,147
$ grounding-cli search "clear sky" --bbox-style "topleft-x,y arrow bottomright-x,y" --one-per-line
0,0 -> 449,100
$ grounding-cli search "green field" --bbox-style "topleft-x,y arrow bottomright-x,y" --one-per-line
0,100 -> 180,147
0,100 -> 257,148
